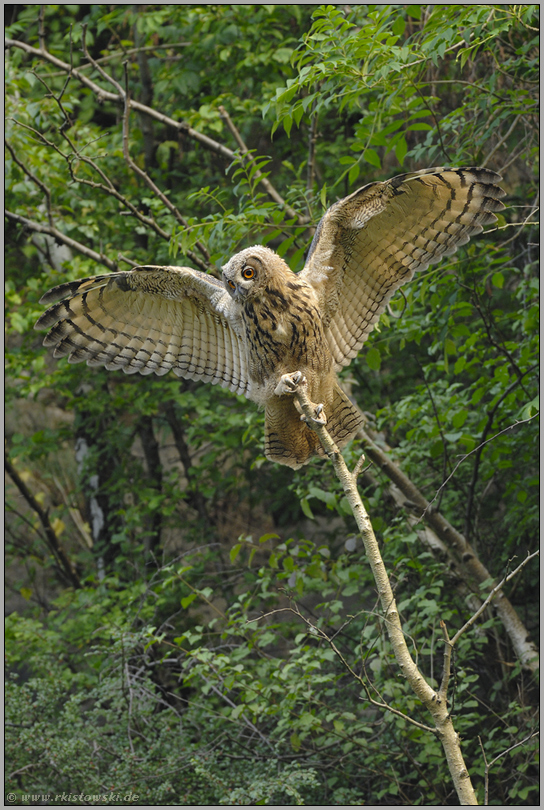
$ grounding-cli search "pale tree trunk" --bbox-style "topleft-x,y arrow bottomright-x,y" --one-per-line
293,386 -> 473,804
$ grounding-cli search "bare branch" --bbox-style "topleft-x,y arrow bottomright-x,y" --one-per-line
428,413 -> 538,519
81,23 -> 126,97
10,71 -> 212,273
5,209 -> 119,272
120,63 -> 212,272
481,114 -> 522,168
292,380 -> 479,805
463,366 -> 538,539
250,604 -> 436,734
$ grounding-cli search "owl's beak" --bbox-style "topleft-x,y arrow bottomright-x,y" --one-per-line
223,274 -> 247,301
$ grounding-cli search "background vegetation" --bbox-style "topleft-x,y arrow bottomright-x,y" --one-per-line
5,4 -> 539,805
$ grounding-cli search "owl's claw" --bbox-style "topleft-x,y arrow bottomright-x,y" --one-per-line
313,403 -> 327,425
274,370 -> 306,396
275,371 -> 327,426
300,402 -> 327,426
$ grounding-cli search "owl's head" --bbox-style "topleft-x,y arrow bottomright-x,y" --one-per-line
222,246 -> 284,302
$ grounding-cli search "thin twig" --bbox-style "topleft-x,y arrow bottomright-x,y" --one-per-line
218,104 -> 308,226
463,365 -> 538,540
479,731 -> 539,805
481,114 -> 522,168
426,413 -> 538,518
450,551 -> 540,647
5,139 -> 53,226
81,23 -> 126,97
247,605 -> 435,734
415,356 -> 450,513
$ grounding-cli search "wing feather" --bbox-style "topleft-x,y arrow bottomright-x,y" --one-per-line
299,167 -> 505,369
35,265 -> 252,398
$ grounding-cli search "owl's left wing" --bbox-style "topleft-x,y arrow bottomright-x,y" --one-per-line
34,265 -> 252,398
299,167 -> 505,369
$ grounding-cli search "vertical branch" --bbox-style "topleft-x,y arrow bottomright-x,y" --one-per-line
132,5 -> 156,171
5,452 -> 81,589
293,383 -> 478,805
38,5 -> 46,53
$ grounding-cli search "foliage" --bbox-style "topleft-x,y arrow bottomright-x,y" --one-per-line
5,4 -> 539,806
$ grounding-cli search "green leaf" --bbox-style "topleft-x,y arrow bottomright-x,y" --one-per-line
298,711 -> 317,728
362,148 -> 381,168
290,732 -> 301,752
300,498 -> 315,519
452,409 -> 468,429
181,594 -> 197,609
492,272 -> 504,289
348,162 -> 360,185
366,347 -> 381,371
392,17 -> 406,37
394,136 -> 408,165
259,533 -> 280,544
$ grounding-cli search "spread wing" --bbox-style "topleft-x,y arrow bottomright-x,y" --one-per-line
299,167 -> 506,369
34,265 -> 252,398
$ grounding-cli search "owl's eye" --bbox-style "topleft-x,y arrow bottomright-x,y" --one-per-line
227,279 -> 236,290
242,267 -> 255,280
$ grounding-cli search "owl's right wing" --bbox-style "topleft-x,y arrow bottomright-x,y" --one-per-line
34,265 -> 252,398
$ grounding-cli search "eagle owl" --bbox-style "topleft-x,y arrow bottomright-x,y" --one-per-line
35,168 -> 505,469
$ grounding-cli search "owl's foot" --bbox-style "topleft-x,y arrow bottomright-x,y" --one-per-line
300,401 -> 327,426
274,370 -> 306,396
274,372 -> 327,426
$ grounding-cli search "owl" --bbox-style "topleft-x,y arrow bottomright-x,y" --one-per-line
35,167 -> 505,469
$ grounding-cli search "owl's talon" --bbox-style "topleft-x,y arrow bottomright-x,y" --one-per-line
299,402 -> 327,426
274,370 -> 307,396
313,403 -> 327,425
310,403 -> 327,426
